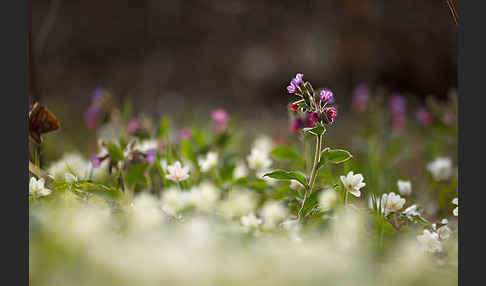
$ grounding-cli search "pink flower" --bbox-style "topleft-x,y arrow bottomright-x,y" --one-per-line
351,84 -> 370,113
320,89 -> 334,104
127,118 -> 139,134
309,112 -> 320,122
290,103 -> 299,112
178,128 -> 193,140
325,107 -> 338,123
212,109 -> 228,132
416,107 -> 433,126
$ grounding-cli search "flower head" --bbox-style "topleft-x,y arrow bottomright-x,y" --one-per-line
416,107 -> 433,126
309,112 -> 320,122
144,150 -> 157,164
240,213 -> 262,231
126,118 -> 139,134
340,171 -> 366,197
166,161 -> 190,182
247,148 -> 272,171
381,192 -> 406,216
397,180 -> 412,195
320,89 -> 334,104
29,177 -> 52,198
427,157 -> 453,181
402,204 -> 420,220
286,73 -> 304,94
212,109 -> 229,132
290,103 -> 299,112
325,107 -> 338,123
261,201 -> 287,230
178,128 -> 193,141
319,189 -> 338,211
389,93 -> 406,116
233,161 -> 249,179
91,155 -> 102,168
416,229 -> 442,253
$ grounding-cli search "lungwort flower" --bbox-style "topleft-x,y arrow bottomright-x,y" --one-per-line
381,192 -> 406,216
340,171 -> 366,197
166,161 -> 190,182
29,177 -> 52,198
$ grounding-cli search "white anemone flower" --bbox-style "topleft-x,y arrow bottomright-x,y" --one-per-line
427,157 -> 452,181
397,180 -> 412,195
198,152 -> 218,172
416,229 -> 442,253
381,192 -> 406,216
166,161 -> 190,182
452,197 -> 458,216
253,135 -> 273,154
402,204 -> 420,220
437,225 -> 452,241
29,177 -> 52,198
340,171 -> 366,197
261,201 -> 287,230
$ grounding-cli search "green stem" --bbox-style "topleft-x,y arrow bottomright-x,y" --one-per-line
298,134 -> 323,221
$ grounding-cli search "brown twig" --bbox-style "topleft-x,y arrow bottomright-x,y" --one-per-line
446,0 -> 459,26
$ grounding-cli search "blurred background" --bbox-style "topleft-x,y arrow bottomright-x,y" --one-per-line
30,0 -> 457,159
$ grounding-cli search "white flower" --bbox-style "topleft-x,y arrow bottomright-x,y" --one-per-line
397,180 -> 412,195
319,189 -> 338,211
441,218 -> 449,225
402,204 -> 420,220
340,171 -> 366,197
233,162 -> 249,179
129,193 -> 165,230
65,173 -> 78,183
29,177 -> 52,198
381,192 -> 406,216
261,201 -> 287,230
166,161 -> 190,182
160,159 -> 168,171
160,188 -> 190,216
47,152 -> 91,179
289,180 -> 304,191
198,152 -> 218,172
417,229 -> 442,253
427,157 -> 452,181
240,213 -> 262,230
253,135 -> 273,154
437,225 -> 452,241
247,148 -> 272,171
452,197 -> 458,216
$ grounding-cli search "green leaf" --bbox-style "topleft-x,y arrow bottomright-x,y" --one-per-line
320,149 -> 352,167
271,146 -> 304,163
302,126 -> 326,136
263,170 -> 308,189
180,139 -> 196,163
158,117 -> 170,138
107,142 -> 124,162
124,163 -> 149,189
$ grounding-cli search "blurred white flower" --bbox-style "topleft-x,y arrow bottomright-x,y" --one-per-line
427,157 -> 452,181
220,190 -> 257,218
198,152 -> 218,172
319,189 -> 338,211
441,218 -> 449,225
166,161 -> 190,182
247,148 -> 272,171
233,161 -> 249,179
437,225 -> 452,241
160,159 -> 168,171
397,180 -> 412,195
381,192 -> 406,216
290,180 -> 304,191
135,139 -> 158,153
64,173 -> 78,184
29,177 -> 52,198
452,197 -> 458,216
417,229 -> 442,253
161,188 -> 189,216
340,171 -> 366,197
130,193 -> 165,230
261,201 -> 287,230
240,213 -> 262,230
253,135 -> 273,154
189,182 -> 220,211
47,152 -> 91,179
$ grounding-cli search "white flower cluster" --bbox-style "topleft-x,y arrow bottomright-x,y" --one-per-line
29,177 -> 52,198
416,221 -> 453,253
247,135 -> 273,175
427,157 -> 453,181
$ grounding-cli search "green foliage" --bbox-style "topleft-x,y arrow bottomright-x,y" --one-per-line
263,170 -> 309,190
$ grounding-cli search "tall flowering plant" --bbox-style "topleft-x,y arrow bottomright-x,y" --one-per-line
265,73 -> 352,221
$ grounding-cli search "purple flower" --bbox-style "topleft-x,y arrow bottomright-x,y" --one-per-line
178,128 -> 193,140
212,109 -> 229,132
286,73 -> 304,94
287,83 -> 297,93
145,150 -> 157,164
127,118 -> 139,134
290,117 -> 303,132
320,89 -> 334,104
416,107 -> 432,126
293,73 -> 304,86
91,155 -> 102,168
325,107 -> 338,122
92,87 -> 104,102
351,84 -> 370,112
389,93 -> 407,116
85,106 -> 100,130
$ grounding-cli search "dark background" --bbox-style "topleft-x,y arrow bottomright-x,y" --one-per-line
30,0 -> 457,117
